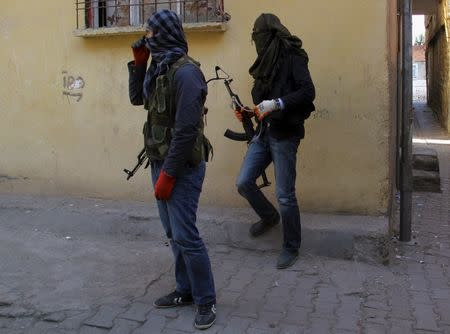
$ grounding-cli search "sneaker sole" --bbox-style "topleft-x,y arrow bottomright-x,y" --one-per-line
153,301 -> 194,309
194,318 -> 216,330
276,254 -> 299,269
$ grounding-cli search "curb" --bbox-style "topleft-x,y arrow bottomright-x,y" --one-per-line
197,213 -> 389,264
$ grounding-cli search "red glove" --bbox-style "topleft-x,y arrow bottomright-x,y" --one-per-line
154,170 -> 176,201
131,36 -> 150,66
234,107 -> 253,123
234,110 -> 243,122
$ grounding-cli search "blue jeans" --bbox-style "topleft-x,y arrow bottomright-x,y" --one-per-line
236,130 -> 302,250
150,160 -> 215,306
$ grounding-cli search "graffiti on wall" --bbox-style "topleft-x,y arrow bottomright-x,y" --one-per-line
312,108 -> 331,120
62,71 -> 85,102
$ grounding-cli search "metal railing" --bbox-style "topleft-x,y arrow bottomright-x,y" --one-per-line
76,0 -> 226,29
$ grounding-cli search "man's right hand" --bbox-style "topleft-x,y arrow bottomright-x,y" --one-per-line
131,36 -> 150,66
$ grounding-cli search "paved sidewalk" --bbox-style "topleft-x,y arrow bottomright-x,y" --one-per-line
1,103 -> 449,333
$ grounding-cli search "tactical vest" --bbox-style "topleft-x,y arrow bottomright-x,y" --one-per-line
142,55 -> 212,166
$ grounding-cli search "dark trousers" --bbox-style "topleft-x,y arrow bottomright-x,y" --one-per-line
236,131 -> 302,250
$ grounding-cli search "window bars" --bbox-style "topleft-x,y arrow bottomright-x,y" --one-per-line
76,0 -> 226,29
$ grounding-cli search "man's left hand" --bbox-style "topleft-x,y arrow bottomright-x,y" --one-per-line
154,170 -> 176,200
254,99 -> 279,121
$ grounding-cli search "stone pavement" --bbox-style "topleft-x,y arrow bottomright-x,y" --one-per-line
413,79 -> 427,102
1,102 -> 450,333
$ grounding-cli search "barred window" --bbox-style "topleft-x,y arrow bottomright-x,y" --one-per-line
76,0 -> 227,29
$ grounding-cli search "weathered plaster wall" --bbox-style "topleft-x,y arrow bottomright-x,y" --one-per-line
426,1 -> 450,133
0,0 -> 394,215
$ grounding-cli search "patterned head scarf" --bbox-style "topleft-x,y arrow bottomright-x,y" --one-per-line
143,10 -> 188,99
249,13 -> 308,98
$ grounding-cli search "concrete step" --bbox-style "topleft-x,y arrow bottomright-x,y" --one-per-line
0,194 -> 390,265
198,209 -> 390,265
413,169 -> 441,192
413,150 -> 440,171
412,147 -> 441,192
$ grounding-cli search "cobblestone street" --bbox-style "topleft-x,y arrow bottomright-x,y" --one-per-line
1,102 -> 449,333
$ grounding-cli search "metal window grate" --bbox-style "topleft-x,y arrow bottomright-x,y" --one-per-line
75,0 -> 226,29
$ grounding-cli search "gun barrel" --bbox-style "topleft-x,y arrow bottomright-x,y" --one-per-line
124,168 -> 134,180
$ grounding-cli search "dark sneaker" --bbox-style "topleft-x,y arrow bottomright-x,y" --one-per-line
153,290 -> 193,308
249,213 -> 280,237
276,248 -> 299,269
194,303 -> 216,330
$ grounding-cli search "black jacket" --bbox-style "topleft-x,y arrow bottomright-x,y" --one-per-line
252,52 -> 316,139
128,61 -> 207,177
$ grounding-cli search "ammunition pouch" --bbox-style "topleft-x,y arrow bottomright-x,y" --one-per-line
143,56 -> 212,166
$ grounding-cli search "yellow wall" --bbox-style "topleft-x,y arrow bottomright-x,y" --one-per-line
0,1 -> 395,215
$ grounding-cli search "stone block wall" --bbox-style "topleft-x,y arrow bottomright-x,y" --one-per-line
425,0 -> 450,133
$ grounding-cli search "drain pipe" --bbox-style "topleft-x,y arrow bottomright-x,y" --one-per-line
400,0 -> 413,242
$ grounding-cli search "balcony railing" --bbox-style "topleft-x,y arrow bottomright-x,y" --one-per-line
75,0 -> 227,29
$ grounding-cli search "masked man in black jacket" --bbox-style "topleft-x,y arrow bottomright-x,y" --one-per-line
128,10 -> 216,330
235,13 -> 316,269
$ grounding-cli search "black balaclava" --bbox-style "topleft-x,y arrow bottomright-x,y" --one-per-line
249,13 -> 308,99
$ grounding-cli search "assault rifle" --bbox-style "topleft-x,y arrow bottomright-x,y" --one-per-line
123,148 -> 148,180
124,66 -> 271,188
207,66 -> 270,188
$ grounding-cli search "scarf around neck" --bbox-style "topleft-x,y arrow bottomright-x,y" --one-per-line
143,9 -> 188,99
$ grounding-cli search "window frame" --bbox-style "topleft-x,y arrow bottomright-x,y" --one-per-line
75,0 -> 228,36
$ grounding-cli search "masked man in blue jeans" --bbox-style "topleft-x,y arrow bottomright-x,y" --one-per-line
235,13 -> 316,269
128,10 -> 215,330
